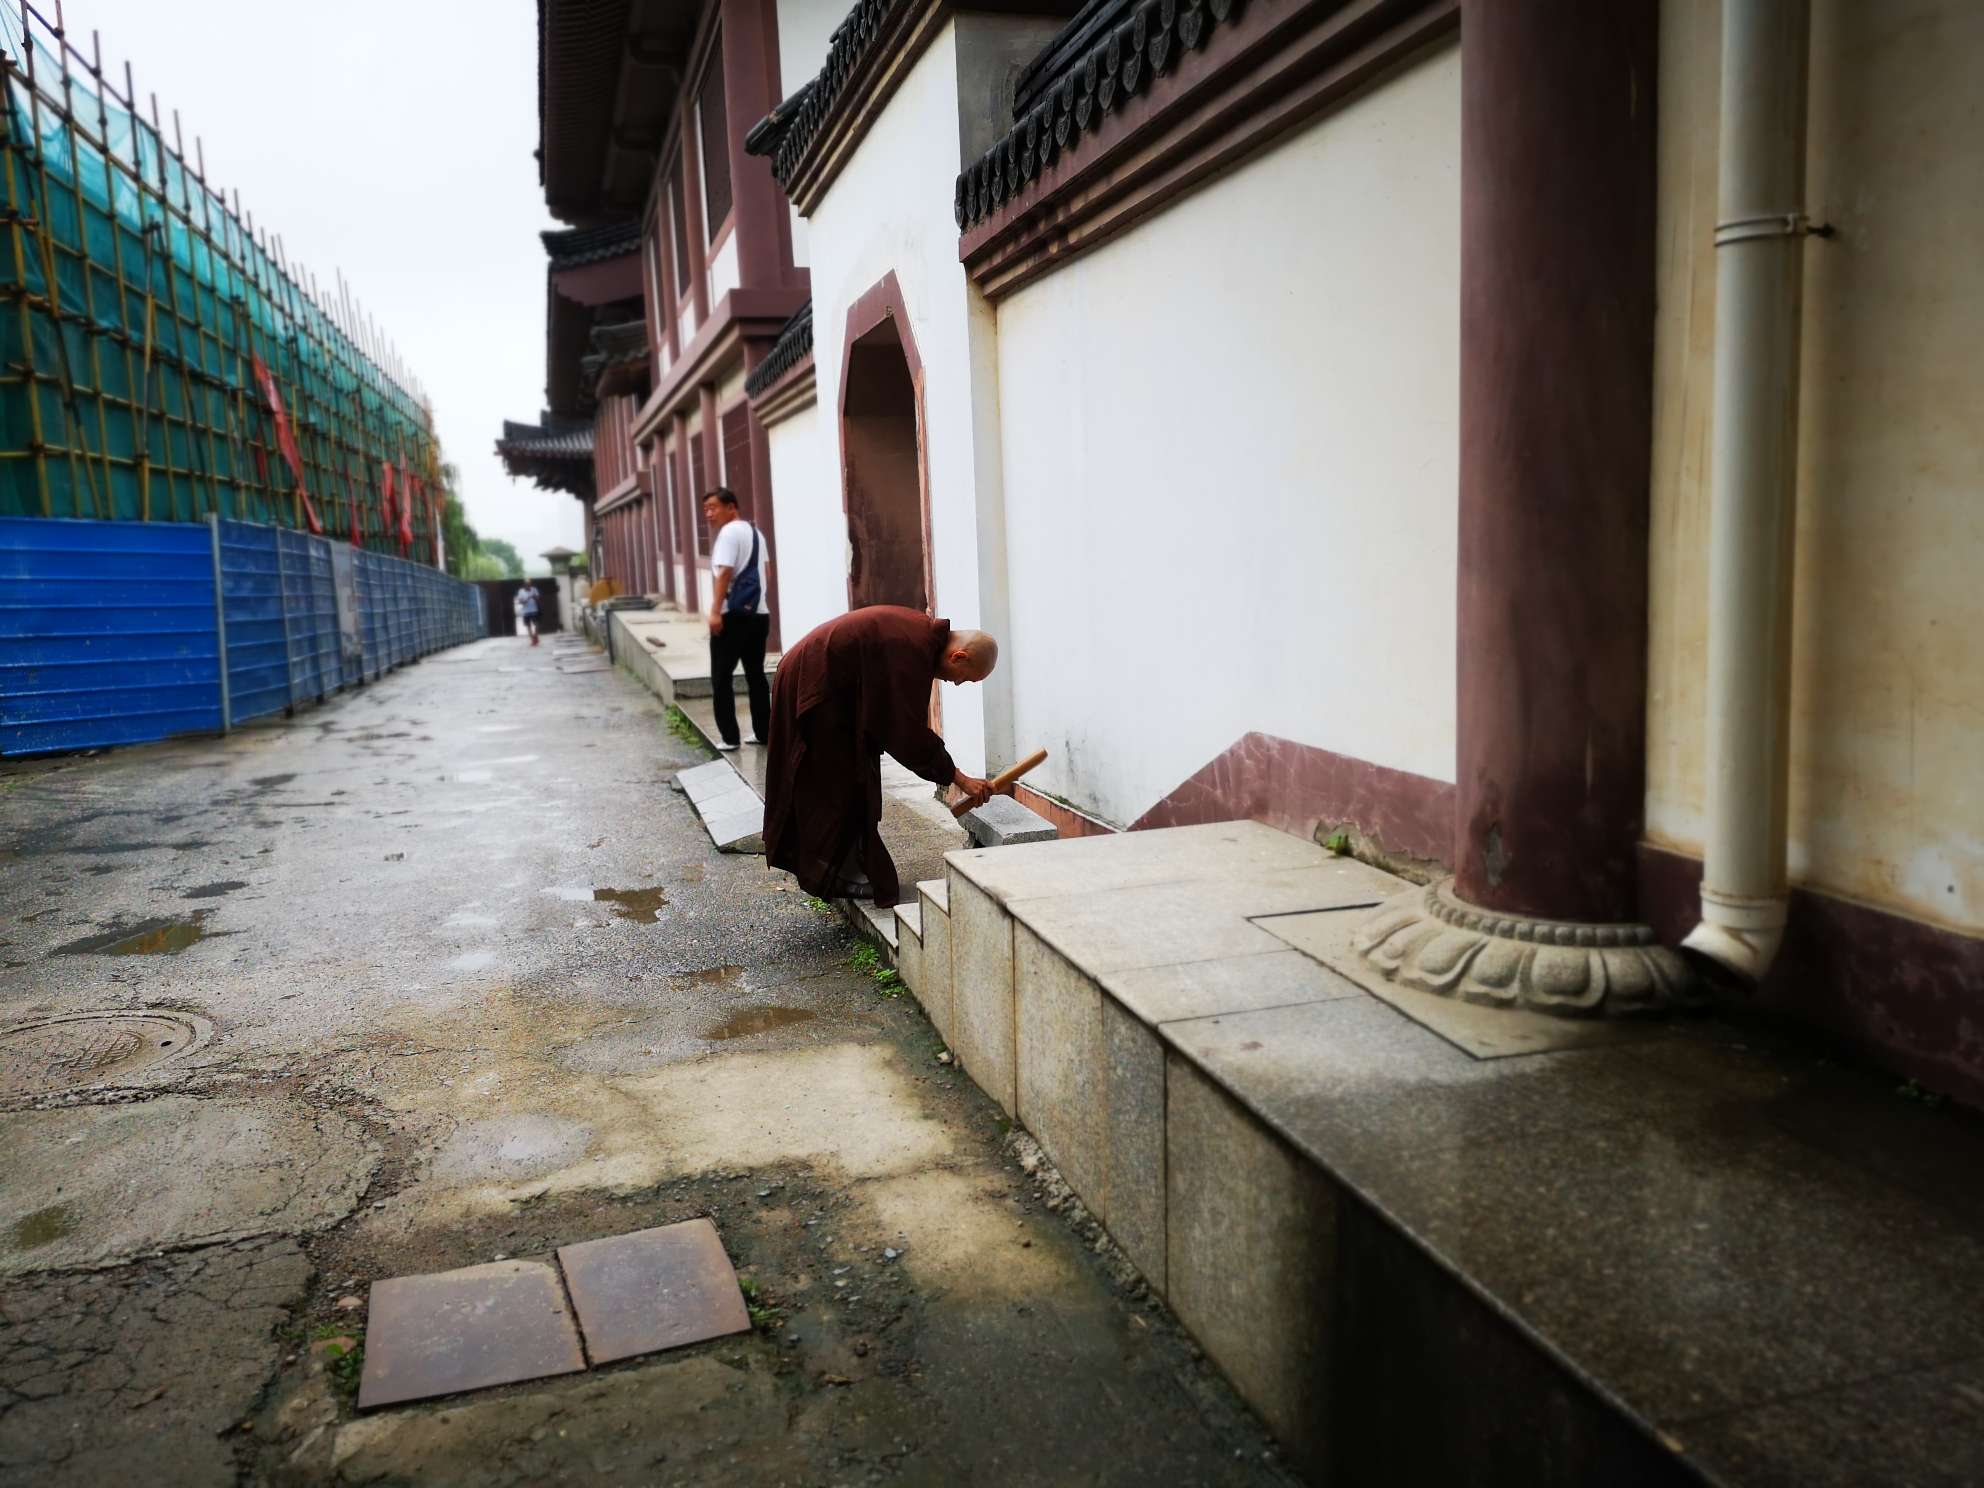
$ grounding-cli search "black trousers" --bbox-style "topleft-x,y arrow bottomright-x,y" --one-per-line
710,610 -> 771,745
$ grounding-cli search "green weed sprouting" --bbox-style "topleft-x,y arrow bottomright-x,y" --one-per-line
849,941 -> 904,998
738,1275 -> 782,1329
665,706 -> 712,753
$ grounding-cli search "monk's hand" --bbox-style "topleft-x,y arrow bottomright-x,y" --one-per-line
707,609 -> 724,636
952,769 -> 994,810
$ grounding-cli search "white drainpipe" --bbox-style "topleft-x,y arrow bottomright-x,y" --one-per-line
1682,0 -> 1813,980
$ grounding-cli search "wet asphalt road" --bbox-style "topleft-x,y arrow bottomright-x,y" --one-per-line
0,634 -> 1291,1487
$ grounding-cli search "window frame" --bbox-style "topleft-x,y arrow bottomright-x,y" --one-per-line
668,166 -> 692,298
642,206 -> 668,353
696,32 -> 733,240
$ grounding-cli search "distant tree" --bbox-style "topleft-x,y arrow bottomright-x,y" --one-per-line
479,538 -> 525,579
426,452 -> 527,583
436,461 -> 484,579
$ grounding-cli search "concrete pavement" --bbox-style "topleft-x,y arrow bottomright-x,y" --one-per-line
0,635 -> 1290,1486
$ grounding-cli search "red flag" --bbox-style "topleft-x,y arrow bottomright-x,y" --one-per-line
380,459 -> 396,545
398,463 -> 414,552
348,476 -> 361,547
250,353 -> 322,534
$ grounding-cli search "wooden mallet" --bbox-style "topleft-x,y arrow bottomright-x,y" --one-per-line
951,747 -> 1049,817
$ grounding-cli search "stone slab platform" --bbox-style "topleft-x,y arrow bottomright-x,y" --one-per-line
675,759 -> 763,854
892,819 -> 1984,1484
606,607 -> 780,703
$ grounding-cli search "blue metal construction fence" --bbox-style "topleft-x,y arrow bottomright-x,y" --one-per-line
0,514 -> 484,755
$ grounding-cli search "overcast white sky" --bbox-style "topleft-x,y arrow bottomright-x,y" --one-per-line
58,0 -> 583,568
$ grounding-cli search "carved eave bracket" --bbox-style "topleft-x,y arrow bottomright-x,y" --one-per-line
1356,879 -> 1701,1017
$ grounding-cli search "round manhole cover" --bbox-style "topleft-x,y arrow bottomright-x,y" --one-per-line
0,1011 -> 213,1102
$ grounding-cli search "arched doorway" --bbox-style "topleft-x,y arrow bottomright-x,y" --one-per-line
840,277 -> 930,613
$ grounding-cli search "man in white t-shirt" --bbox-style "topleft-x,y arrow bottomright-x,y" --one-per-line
704,487 -> 772,751
513,580 -> 541,645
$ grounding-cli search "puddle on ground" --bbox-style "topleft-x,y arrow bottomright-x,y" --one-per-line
593,887 -> 666,922
183,880 -> 247,900
8,1203 -> 75,1251
52,911 -> 216,956
703,1005 -> 818,1040
543,886 -> 668,923
681,964 -> 745,987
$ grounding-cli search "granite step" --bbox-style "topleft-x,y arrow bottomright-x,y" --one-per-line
893,900 -> 925,1001
853,900 -> 897,955
914,880 -> 954,1046
932,819 -> 1984,1484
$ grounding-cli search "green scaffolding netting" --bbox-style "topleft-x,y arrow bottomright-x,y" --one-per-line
0,4 -> 442,556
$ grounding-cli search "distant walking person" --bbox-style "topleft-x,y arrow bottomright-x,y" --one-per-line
515,579 -> 541,646
704,488 -> 771,752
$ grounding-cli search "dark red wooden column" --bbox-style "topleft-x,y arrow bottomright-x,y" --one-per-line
670,414 -> 697,604
1358,0 -> 1689,1014
721,0 -> 801,291
1453,0 -> 1659,925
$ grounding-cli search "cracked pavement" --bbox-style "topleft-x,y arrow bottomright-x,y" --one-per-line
0,636 -> 1292,1486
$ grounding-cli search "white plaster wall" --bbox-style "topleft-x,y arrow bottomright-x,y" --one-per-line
803,25 -> 993,772
1647,0 -> 1984,933
765,399 -> 840,641
994,41 -> 1462,826
775,0 -> 843,269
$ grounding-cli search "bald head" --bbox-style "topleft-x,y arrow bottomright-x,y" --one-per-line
939,629 -> 998,684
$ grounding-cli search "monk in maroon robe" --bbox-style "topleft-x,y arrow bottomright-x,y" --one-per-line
763,606 -> 997,907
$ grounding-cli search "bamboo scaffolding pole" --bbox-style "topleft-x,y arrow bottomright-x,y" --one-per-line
0,61 -> 54,517
173,104 -> 226,518
17,30 -> 94,515
147,89 -> 203,519
56,31 -> 112,513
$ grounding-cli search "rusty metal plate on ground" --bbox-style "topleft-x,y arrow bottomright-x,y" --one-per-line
0,1011 -> 212,1102
557,1218 -> 751,1365
357,1259 -> 586,1410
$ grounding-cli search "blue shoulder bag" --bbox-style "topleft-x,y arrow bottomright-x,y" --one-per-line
727,525 -> 762,614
